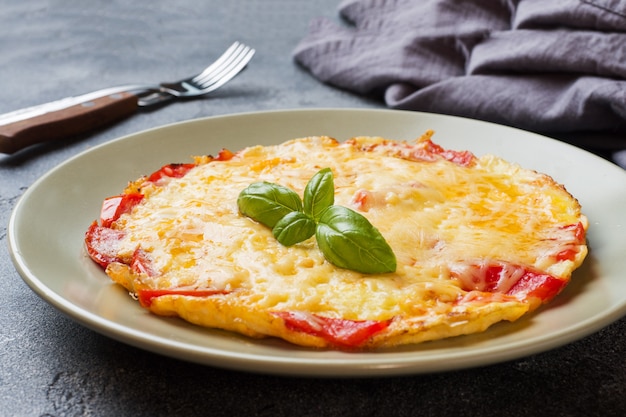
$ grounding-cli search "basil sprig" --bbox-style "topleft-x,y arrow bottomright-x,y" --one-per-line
237,168 -> 397,274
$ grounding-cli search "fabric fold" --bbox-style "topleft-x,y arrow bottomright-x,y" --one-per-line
293,0 -> 626,152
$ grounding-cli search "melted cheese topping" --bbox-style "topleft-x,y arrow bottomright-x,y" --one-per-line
105,135 -> 587,347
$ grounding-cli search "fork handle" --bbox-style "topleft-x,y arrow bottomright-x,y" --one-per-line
0,92 -> 138,154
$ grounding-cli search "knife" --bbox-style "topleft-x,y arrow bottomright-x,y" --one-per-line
0,86 -> 173,155
0,42 -> 255,155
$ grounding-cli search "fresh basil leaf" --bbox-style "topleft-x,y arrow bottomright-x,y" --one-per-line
303,168 -> 334,221
273,211 -> 316,246
237,182 -> 302,228
316,205 -> 397,274
238,171 -> 397,275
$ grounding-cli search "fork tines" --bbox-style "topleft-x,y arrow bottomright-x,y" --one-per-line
192,42 -> 255,89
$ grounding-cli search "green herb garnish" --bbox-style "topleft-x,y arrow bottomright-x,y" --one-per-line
237,168 -> 397,274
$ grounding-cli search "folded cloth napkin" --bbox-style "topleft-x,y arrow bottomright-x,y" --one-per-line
294,0 -> 626,166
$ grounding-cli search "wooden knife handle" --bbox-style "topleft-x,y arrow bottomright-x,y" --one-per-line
0,92 -> 138,154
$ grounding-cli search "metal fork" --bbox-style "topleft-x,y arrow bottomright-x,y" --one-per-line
0,42 -> 255,154
125,41 -> 256,106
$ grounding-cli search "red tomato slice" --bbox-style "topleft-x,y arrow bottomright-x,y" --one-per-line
547,222 -> 586,261
506,271 -> 567,302
273,311 -> 392,348
137,289 -> 231,308
215,148 -> 235,161
554,248 -> 578,262
562,222 -> 586,243
416,139 -> 476,167
351,189 -> 370,211
451,261 -> 568,304
84,221 -> 125,268
147,163 -> 196,183
100,193 -> 144,227
130,248 -> 157,277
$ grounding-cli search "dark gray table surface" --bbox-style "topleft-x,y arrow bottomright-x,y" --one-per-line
1,2 -> 625,416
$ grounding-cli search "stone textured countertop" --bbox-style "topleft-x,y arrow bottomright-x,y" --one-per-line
1,1 -> 624,416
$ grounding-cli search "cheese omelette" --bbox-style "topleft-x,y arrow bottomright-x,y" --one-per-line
85,132 -> 588,349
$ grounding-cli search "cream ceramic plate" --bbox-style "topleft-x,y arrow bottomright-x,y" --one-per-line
9,109 -> 626,376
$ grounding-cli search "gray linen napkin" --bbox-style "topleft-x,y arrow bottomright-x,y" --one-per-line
294,0 -> 626,166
